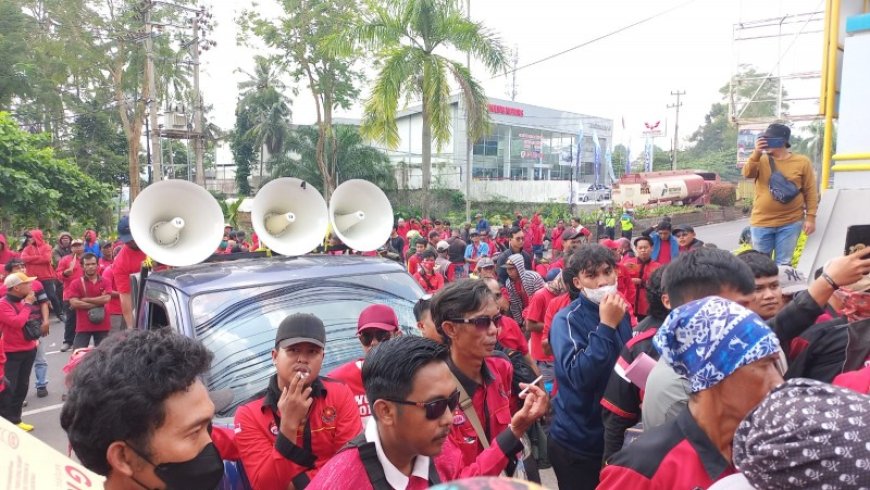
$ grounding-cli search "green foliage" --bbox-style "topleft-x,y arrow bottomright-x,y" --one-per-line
709,183 -> 737,207
725,65 -> 788,120
0,112 -> 112,230
271,124 -> 396,190
231,105 -> 256,196
217,197 -> 245,229
66,100 -> 129,185
681,148 -> 743,182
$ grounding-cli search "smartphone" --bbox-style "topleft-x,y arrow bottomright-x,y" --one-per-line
764,137 -> 785,148
844,224 -> 870,255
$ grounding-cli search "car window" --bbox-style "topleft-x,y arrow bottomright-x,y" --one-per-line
192,272 -> 423,416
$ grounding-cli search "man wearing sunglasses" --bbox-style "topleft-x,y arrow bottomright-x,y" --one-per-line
309,336 -> 456,489
431,279 -> 549,479
331,305 -> 402,424
234,313 -> 362,490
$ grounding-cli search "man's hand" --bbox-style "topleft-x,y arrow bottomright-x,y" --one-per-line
599,293 -> 628,329
278,371 -> 314,439
40,321 -> 50,337
753,137 -> 768,157
23,292 -> 36,305
803,219 -> 816,236
542,338 -> 553,357
510,384 -> 549,438
825,246 -> 870,287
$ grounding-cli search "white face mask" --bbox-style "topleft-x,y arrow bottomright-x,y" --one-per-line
583,284 -> 617,304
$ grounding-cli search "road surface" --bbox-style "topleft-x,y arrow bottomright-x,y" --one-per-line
22,217 -> 751,485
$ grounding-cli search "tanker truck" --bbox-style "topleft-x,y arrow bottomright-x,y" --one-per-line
611,170 -> 726,206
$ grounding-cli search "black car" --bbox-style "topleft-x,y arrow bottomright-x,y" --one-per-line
134,254 -> 424,416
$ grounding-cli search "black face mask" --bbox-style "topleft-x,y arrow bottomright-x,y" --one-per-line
130,442 -> 224,490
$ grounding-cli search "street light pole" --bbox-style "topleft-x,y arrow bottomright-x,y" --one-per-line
667,90 -> 685,171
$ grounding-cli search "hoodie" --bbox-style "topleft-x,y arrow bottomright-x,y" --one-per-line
549,293 -> 633,459
52,231 -> 73,265
504,253 -> 544,326
21,229 -> 56,280
0,234 -> 19,271
83,229 -> 102,258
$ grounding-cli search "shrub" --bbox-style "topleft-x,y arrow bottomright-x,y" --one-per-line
709,183 -> 737,207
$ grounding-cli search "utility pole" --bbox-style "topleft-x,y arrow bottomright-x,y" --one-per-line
667,90 -> 685,171
505,46 -> 519,101
192,10 -> 205,186
464,0 -> 472,223
144,0 -> 162,181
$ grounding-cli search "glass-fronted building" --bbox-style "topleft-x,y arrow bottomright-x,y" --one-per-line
389,96 -> 613,202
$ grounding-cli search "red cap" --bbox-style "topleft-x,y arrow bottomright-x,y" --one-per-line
600,238 -> 619,250
357,304 -> 399,333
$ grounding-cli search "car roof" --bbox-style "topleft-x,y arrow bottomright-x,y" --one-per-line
146,255 -> 409,296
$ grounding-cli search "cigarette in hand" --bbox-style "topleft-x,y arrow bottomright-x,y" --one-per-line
519,375 -> 544,397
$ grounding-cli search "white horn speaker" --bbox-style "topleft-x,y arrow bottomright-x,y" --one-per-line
329,179 -> 393,252
129,180 -> 224,267
251,178 -> 328,256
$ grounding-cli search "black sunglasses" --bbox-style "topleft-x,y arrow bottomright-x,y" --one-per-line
386,390 -> 461,420
447,314 -> 503,330
359,330 -> 393,346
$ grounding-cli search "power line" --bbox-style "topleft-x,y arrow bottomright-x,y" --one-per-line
494,0 -> 701,79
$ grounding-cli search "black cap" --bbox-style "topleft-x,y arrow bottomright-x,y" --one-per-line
657,220 -> 672,231
276,313 -> 326,349
673,225 -> 694,233
761,123 -> 791,146
118,215 -> 134,243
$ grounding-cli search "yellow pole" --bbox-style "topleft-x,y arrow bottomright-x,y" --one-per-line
820,0 -> 833,111
832,152 -> 870,161
820,0 -> 841,193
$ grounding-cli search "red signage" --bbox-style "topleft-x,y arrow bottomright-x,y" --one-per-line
487,104 -> 524,117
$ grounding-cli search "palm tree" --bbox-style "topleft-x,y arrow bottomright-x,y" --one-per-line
271,124 -> 396,191
339,0 -> 508,215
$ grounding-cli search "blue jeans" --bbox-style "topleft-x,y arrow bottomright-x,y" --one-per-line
751,220 -> 803,265
34,341 -> 47,389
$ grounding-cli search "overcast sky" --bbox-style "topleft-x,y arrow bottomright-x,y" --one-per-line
198,0 -> 825,155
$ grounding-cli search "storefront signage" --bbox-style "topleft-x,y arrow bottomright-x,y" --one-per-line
488,104 -> 524,117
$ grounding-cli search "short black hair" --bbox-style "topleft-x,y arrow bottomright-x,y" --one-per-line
430,279 -> 494,344
737,250 -> 779,279
363,336 -> 448,419
634,236 -> 653,247
509,226 -> 523,238
60,329 -> 213,476
420,249 -> 437,261
663,248 -> 755,307
4,258 -> 24,273
79,252 -> 98,265
428,230 -> 440,239
645,266 -> 669,321
414,238 -> 428,247
413,296 -> 432,321
562,244 -> 617,297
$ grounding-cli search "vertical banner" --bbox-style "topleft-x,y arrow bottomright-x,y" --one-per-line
592,129 -> 601,186
605,148 -> 616,183
644,137 -> 654,172
572,126 -> 584,204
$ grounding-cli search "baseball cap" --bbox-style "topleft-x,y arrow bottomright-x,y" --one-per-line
469,230 -> 480,237
761,123 -> 791,145
71,238 -> 84,246
357,304 -> 399,333
4,258 -> 24,274
477,257 -> 495,269
436,240 -> 450,251
600,238 -> 619,250
4,271 -> 36,288
778,266 -> 809,296
561,229 -> 582,241
118,216 -> 134,243
275,313 -> 326,349
673,225 -> 694,234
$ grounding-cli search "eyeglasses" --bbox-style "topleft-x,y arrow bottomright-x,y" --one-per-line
447,314 -> 503,330
385,390 -> 461,420
359,330 -> 393,346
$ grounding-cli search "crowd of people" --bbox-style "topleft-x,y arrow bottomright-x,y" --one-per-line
2,125 -> 869,490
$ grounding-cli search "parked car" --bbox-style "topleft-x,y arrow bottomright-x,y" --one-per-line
582,183 -> 612,202
134,254 -> 425,417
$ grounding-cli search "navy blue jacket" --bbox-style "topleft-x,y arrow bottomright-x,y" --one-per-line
549,293 -> 633,458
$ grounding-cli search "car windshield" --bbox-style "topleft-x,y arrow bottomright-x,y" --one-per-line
192,271 -> 423,416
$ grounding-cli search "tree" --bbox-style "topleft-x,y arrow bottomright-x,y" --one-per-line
726,65 -> 789,121
271,125 -> 396,191
239,0 -> 363,200
337,0 -> 508,215
230,103 -> 256,196
0,112 -> 112,231
66,100 -> 129,186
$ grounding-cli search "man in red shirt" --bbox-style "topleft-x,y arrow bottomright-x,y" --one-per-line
56,238 -> 84,351
0,272 -> 45,431
67,253 -> 112,349
414,250 -> 445,294
234,313 -> 361,490
550,229 -> 582,270
309,336 -> 454,489
407,239 -> 428,275
620,236 -> 661,320
112,216 -> 147,329
482,278 -> 530,358
525,273 -> 565,389
2,259 -> 50,399
101,261 -> 125,332
641,221 -> 679,265
20,229 -> 62,322
430,280 -> 548,479
330,305 -> 401,424
600,239 -> 637,309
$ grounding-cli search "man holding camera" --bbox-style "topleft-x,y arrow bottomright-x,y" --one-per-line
742,123 -> 819,265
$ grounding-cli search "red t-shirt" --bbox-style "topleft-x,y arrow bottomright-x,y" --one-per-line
112,245 -> 146,294
407,253 -> 422,275
0,280 -> 45,352
328,359 -> 371,421
498,315 -> 528,355
67,276 -> 111,332
56,254 -> 84,300
657,240 -> 673,265
526,287 -> 557,362
543,293 -> 572,349
101,265 -> 122,315
414,271 -> 444,294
